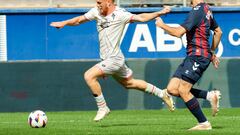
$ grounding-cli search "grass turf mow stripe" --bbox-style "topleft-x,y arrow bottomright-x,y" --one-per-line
0,108 -> 239,135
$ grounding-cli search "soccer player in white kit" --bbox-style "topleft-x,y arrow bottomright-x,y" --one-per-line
50,0 -> 174,122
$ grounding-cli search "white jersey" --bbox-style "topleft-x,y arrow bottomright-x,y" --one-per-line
84,6 -> 134,60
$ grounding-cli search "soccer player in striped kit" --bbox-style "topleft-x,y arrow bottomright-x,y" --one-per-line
156,0 -> 222,130
51,0 -> 174,122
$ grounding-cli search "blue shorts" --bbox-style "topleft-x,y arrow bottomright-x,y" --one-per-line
173,56 -> 211,85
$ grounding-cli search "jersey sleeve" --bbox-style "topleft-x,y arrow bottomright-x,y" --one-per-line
210,16 -> 219,30
84,7 -> 98,21
120,9 -> 135,23
181,8 -> 203,31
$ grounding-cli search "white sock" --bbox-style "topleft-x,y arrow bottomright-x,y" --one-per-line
145,83 -> 163,98
206,92 -> 212,101
94,94 -> 108,109
200,121 -> 209,124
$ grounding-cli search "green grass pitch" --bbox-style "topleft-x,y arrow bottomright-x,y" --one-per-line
0,108 -> 239,135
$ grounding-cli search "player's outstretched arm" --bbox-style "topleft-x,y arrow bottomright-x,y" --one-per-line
131,6 -> 171,22
50,15 -> 88,29
211,27 -> 222,69
155,17 -> 186,38
211,27 -> 222,52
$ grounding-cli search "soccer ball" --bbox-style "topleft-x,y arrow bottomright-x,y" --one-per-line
28,110 -> 48,128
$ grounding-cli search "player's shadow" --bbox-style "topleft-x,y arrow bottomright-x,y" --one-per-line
179,126 -> 224,130
98,122 -> 176,128
212,126 -> 224,129
98,123 -> 138,128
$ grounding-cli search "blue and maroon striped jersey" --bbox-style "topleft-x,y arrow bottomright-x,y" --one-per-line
181,2 -> 219,59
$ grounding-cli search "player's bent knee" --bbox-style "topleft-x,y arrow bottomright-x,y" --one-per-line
167,89 -> 179,96
84,72 -> 88,81
166,86 -> 173,93
167,86 -> 179,96
84,71 -> 93,83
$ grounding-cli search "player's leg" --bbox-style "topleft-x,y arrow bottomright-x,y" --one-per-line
115,77 -> 163,97
186,55 -> 221,116
190,88 -> 221,116
166,59 -> 186,97
166,77 -> 181,97
190,88 -> 208,99
165,77 -> 220,116
84,66 -> 104,96
87,57 -> 128,121
84,63 -> 111,122
191,88 -> 221,101
166,77 -> 211,130
178,79 -> 212,130
178,56 -> 213,130
175,55 -> 221,110
113,64 -> 174,111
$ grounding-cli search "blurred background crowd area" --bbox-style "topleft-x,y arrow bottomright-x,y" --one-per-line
0,0 -> 240,8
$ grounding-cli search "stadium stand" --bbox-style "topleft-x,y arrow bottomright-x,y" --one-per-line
0,0 -> 95,8
120,0 -> 240,7
119,0 -> 184,7
0,0 -> 49,8
0,0 -> 239,8
52,0 -> 95,8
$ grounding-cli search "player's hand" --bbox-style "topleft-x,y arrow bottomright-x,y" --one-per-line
211,54 -> 220,69
155,17 -> 164,28
160,6 -> 171,15
50,22 -> 65,29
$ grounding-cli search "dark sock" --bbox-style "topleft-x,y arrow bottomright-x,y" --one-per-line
185,97 -> 207,123
190,88 -> 208,99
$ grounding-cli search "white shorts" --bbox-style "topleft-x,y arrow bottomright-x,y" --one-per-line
95,57 -> 133,79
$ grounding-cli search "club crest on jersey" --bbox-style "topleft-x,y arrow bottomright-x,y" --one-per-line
112,13 -> 115,20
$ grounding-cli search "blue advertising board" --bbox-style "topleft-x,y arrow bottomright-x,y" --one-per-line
2,7 -> 240,60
